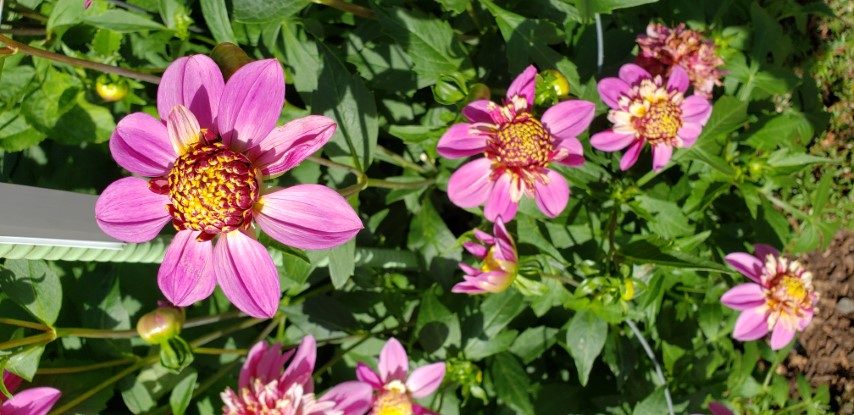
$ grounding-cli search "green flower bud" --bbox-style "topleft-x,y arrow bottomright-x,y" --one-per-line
433,72 -> 469,105
95,75 -> 129,102
136,306 -> 185,345
541,69 -> 570,98
159,336 -> 194,373
465,83 -> 491,103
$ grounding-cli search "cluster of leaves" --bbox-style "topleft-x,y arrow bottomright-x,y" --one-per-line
0,0 -> 848,414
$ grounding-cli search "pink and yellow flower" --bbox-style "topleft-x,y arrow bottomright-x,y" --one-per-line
355,338 -> 446,415
636,23 -> 725,99
453,217 -> 517,294
95,55 -> 363,318
590,64 -> 711,172
1,371 -> 61,415
222,336 -> 373,415
436,66 -> 595,221
721,244 -> 819,350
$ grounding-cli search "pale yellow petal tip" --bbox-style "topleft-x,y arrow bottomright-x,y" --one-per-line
167,105 -> 202,155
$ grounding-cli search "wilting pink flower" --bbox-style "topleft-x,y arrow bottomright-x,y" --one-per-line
222,336 -> 372,415
1,371 -> 62,415
453,217 -> 517,294
590,64 -> 711,172
636,23 -> 725,99
721,244 -> 819,350
356,338 -> 445,415
95,55 -> 363,318
436,66 -> 595,221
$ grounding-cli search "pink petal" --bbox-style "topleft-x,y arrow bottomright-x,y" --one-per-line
280,335 -> 316,393
597,78 -> 630,108
413,405 -> 439,415
590,130 -> 636,152
484,173 -> 519,222
769,321 -> 795,350
463,241 -> 487,258
214,231 -> 280,318
651,143 -> 673,172
459,263 -> 482,276
218,59 -> 285,152
533,169 -> 569,218
320,381 -> 374,414
239,342 -> 268,389
379,337 -> 409,383
620,140 -> 644,171
95,177 -> 171,243
254,184 -> 362,250
541,100 -> 596,141
2,371 -> 22,394
447,158 -> 493,208
157,55 -> 224,134
109,112 -> 175,177
158,230 -> 215,307
666,66 -> 690,92
720,283 -> 766,311
240,342 -> 294,389
492,218 -> 516,263
473,229 -> 494,245
753,244 -> 779,261
1,387 -> 61,415
355,362 -> 383,390
618,63 -> 651,85
506,65 -> 537,107
452,279 -> 488,294
406,362 -> 445,398
676,122 -> 703,147
681,95 -> 712,124
725,252 -> 764,283
250,115 -> 337,177
733,310 -> 769,341
436,124 -> 487,159
798,310 -> 814,331
462,100 -> 495,123
555,137 -> 585,167
166,105 -> 202,156
708,402 -> 734,415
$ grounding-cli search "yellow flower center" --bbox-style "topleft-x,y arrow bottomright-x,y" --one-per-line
373,381 -> 413,415
164,141 -> 259,240
487,116 -> 553,168
634,98 -> 682,144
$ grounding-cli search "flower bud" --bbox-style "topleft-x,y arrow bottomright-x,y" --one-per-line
541,69 -> 570,98
95,76 -> 129,102
465,83 -> 491,103
136,306 -> 185,345
432,72 -> 469,105
159,336 -> 194,373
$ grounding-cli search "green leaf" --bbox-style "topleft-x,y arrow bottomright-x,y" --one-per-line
281,21 -> 321,98
47,0 -> 86,35
312,47 -> 378,171
121,363 -> 187,414
51,96 -> 116,145
5,344 -> 46,381
92,29 -> 124,57
766,150 -> 830,168
698,302 -> 723,340
84,10 -> 168,32
510,326 -> 560,364
464,329 -> 517,360
565,310 -> 607,386
632,387 -> 669,415
699,96 -> 748,140
21,68 -> 81,134
0,111 -> 47,151
491,353 -> 534,415
479,289 -> 526,338
328,239 -> 356,289
415,288 -> 461,354
0,259 -> 62,326
631,196 -> 693,239
169,370 -> 198,415
576,0 -> 658,21
200,0 -> 236,44
813,172 -> 833,217
621,239 -> 731,272
791,223 -> 820,253
746,112 -> 814,151
233,0 -> 308,23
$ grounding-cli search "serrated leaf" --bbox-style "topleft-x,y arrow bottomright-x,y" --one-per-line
698,96 -> 748,140
632,196 -> 693,239
84,10 -> 168,32
47,0 -> 86,35
0,259 -> 62,326
200,0 -> 236,44
621,239 -> 731,272
491,353 -> 534,415
565,310 -> 607,386
169,370 -> 198,415
233,0 -> 308,23
746,112 -> 814,151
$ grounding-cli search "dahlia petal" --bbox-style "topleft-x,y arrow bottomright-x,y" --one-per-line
462,100 -> 495,123
379,337 -> 409,383
463,241 -> 488,258
407,362 -> 446,399
506,65 -> 537,107
471,270 -> 513,293
555,137 -> 585,167
281,335 -> 317,393
708,402 -> 734,415
447,158 -> 493,208
254,184 -> 363,250
355,362 -> 384,390
110,112 -> 174,177
666,66 -> 690,92
725,252 -> 764,283
753,244 -> 779,261
320,381 -> 374,414
597,78 -> 631,108
733,310 -> 769,341
459,263 -> 482,276
218,59 -> 285,151
95,177 -> 171,243
254,343 -> 292,386
720,283 -> 766,311
590,130 -> 636,152
436,124 -> 487,159
413,405 -> 439,415
239,342 -> 268,390
250,115 -> 336,177
166,105 -> 202,155
651,143 -> 673,172
157,55 -> 224,133
533,169 -> 569,218
676,122 -> 703,147
681,95 -> 712,124
452,279 -> 488,294
2,371 -> 22,394
769,320 -> 795,350
0,387 -> 61,415
473,229 -> 494,245
541,100 -> 596,141
798,310 -> 814,331
620,140 -> 644,170
618,63 -> 651,85
158,230 -> 216,307
214,231 -> 280,318
493,218 -> 516,261
484,173 -> 519,222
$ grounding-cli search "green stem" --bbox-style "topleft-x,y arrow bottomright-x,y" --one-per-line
540,273 -> 580,287
189,318 -> 265,347
308,155 -> 362,175
193,347 -> 249,355
606,201 -> 620,272
37,357 -> 139,375
314,333 -> 371,375
183,310 -> 245,328
310,0 -> 376,19
366,178 -> 435,190
777,400 -> 812,414
375,145 -> 428,174
0,28 -> 47,35
0,331 -> 56,350
48,357 -> 156,415
54,327 -> 138,339
0,317 -> 50,331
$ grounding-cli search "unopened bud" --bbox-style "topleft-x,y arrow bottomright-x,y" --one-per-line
95,76 -> 129,102
542,69 -> 570,97
136,306 -> 185,345
433,72 -> 469,105
465,83 -> 491,102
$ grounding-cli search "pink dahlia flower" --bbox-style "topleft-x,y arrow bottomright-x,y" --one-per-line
222,336 -> 373,415
436,65 -> 596,221
1,371 -> 62,415
636,23 -> 725,99
453,217 -> 517,294
590,64 -> 712,172
355,338 -> 446,415
95,55 -> 363,318
721,244 -> 819,350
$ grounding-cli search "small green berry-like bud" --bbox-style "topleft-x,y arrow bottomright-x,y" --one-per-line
541,69 -> 570,97
95,75 -> 129,102
136,306 -> 185,345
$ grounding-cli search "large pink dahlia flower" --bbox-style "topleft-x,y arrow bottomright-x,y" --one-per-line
1,371 -> 62,415
436,66 -> 596,222
721,244 -> 819,350
355,338 -> 446,415
453,217 -> 517,294
590,64 -> 712,172
95,55 -> 363,318
222,336 -> 373,415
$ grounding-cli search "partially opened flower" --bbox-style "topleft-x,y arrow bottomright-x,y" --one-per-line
222,336 -> 373,415
96,55 -> 363,318
721,244 -> 819,350
437,66 -> 596,221
1,371 -> 62,415
590,64 -> 711,172
453,217 -> 517,294
356,338 -> 445,415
